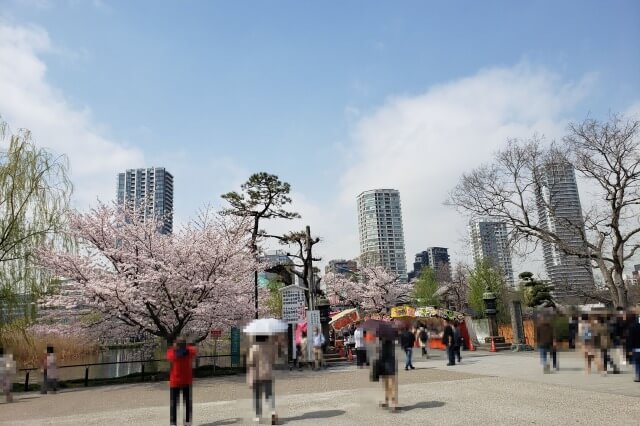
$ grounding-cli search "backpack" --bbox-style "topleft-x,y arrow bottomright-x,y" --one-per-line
582,324 -> 592,342
419,330 -> 428,343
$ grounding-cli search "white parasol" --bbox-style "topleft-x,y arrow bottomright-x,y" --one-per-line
243,318 -> 288,335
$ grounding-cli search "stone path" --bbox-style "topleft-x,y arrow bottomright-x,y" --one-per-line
2,350 -> 638,425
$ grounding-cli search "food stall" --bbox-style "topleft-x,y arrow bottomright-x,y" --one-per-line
414,307 -> 468,350
329,308 -> 361,351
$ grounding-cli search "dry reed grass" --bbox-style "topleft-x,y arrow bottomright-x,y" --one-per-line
0,327 -> 99,369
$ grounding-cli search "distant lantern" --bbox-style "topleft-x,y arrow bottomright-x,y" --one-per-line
482,289 -> 497,316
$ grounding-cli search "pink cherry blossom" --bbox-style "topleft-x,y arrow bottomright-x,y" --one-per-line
324,265 -> 411,314
36,202 -> 261,343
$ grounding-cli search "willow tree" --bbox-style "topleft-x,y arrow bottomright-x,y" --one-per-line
0,119 -> 72,324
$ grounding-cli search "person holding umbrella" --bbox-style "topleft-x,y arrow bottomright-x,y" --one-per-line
363,319 -> 399,413
244,318 -> 288,425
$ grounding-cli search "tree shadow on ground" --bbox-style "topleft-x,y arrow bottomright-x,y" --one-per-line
200,418 -> 242,425
398,401 -> 445,411
280,409 -> 346,424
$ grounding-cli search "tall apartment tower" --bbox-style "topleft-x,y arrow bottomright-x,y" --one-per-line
469,219 -> 515,287
117,167 -> 174,234
426,247 -> 452,281
536,162 -> 594,297
357,189 -> 407,280
408,248 -> 451,281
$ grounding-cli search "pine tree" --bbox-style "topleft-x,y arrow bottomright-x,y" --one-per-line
412,267 -> 440,307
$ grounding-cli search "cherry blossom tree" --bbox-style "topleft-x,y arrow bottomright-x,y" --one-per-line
36,202 -> 260,344
325,265 -> 411,314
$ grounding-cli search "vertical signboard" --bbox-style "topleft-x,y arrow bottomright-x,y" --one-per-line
281,285 -> 307,323
230,327 -> 241,367
306,309 -> 321,362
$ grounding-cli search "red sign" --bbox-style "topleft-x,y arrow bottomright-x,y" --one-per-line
210,329 -> 222,338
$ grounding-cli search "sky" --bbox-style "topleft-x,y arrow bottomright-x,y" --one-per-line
1,0 -> 639,276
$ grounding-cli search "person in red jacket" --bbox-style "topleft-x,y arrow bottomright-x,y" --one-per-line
167,337 -> 197,426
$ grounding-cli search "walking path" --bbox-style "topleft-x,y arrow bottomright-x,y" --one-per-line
2,350 -> 638,425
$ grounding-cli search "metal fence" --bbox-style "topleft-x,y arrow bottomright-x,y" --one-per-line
17,354 -> 237,392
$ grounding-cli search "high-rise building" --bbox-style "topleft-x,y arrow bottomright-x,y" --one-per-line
469,219 -> 515,287
117,167 -> 174,234
407,248 -> 451,282
535,162 -> 594,297
426,247 -> 451,281
632,264 -> 640,283
325,259 -> 358,276
408,251 -> 429,281
357,189 -> 407,280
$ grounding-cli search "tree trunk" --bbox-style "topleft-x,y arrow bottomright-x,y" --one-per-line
612,270 -> 628,308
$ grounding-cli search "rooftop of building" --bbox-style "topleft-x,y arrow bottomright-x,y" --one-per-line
357,188 -> 400,197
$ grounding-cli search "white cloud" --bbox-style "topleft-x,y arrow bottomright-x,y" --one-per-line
291,64 -> 602,273
0,21 -> 144,208
626,102 -> 640,120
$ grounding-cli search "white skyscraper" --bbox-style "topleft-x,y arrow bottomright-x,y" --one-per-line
357,189 -> 407,280
535,162 -> 594,297
117,167 -> 174,234
469,219 -> 515,287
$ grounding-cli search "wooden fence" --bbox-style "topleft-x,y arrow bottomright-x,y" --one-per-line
498,320 -> 536,346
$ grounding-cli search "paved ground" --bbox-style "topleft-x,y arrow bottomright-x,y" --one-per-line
2,349 -> 639,425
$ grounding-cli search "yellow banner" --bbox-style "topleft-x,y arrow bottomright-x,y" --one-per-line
390,305 -> 416,318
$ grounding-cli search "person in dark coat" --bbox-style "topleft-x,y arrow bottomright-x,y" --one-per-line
417,326 -> 429,358
442,319 -> 455,366
453,322 -> 463,363
536,316 -> 555,373
377,337 -> 399,413
625,313 -> 640,382
400,328 -> 416,370
568,316 -> 578,350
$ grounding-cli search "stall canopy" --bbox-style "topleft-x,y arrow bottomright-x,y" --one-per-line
415,306 -> 465,321
328,308 -> 360,329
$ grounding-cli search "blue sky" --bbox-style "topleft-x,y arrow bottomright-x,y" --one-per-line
1,0 -> 639,273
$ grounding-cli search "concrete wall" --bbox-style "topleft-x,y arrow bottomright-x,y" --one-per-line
466,318 -> 490,344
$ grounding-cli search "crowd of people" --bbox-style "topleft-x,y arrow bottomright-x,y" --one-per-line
3,309 -> 639,425
536,308 -> 640,380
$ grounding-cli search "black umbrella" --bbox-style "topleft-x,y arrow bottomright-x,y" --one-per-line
362,319 -> 398,340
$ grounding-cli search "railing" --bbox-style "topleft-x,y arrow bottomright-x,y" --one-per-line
17,354 -> 236,392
